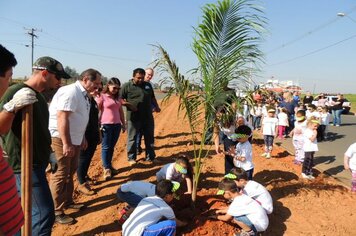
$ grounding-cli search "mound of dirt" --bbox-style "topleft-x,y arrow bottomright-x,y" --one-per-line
52,96 -> 356,236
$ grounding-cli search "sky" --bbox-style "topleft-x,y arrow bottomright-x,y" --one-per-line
1,0 -> 356,94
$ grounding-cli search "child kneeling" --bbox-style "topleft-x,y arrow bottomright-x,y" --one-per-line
156,155 -> 193,194
227,167 -> 273,214
116,181 -> 156,223
212,179 -> 268,236
122,180 -> 186,236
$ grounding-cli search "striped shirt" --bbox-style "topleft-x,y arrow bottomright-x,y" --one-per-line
0,149 -> 24,235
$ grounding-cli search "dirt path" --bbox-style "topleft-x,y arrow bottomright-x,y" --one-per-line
52,96 -> 356,236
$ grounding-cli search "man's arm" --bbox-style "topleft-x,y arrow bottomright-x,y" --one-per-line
152,97 -> 161,112
0,111 -> 16,134
57,110 -> 75,157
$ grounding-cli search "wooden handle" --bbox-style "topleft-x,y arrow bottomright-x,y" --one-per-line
21,105 -> 33,236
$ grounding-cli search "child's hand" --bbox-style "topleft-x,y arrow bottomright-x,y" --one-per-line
208,214 -> 218,220
215,209 -> 223,214
227,146 -> 235,156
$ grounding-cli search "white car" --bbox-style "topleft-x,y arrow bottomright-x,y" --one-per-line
312,95 -> 351,114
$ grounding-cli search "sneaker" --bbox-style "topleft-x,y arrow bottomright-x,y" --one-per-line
110,167 -> 120,176
77,183 -> 95,196
234,230 -> 254,236
293,160 -> 302,165
118,213 -> 129,225
104,168 -> 112,180
261,153 -> 267,157
301,173 -> 312,179
128,160 -> 136,166
55,214 -> 74,224
85,176 -> 97,185
145,158 -> 159,164
67,203 -> 85,210
336,125 -> 340,127
266,153 -> 271,159
308,174 -> 315,180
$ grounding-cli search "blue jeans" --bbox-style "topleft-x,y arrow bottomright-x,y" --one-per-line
142,220 -> 176,236
234,215 -> 257,233
252,116 -> 261,130
15,166 -> 55,236
127,118 -> 155,161
332,109 -> 343,126
101,124 -> 121,169
116,188 -> 143,207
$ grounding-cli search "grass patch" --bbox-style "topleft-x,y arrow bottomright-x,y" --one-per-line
344,94 -> 356,113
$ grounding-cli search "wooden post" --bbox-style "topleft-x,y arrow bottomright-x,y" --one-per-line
21,105 -> 33,236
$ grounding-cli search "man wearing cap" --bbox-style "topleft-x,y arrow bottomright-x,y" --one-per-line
48,68 -> 102,224
0,55 -> 70,235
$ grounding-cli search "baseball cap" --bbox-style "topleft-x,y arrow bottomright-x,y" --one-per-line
33,56 -> 70,79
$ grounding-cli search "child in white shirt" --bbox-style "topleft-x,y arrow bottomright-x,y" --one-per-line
228,125 -> 254,180
290,110 -> 307,165
227,167 -> 273,214
319,106 -> 330,140
251,102 -> 263,130
122,180 -> 186,236
116,181 -> 156,224
211,179 -> 269,235
117,181 -> 156,207
261,108 -> 278,159
344,142 -> 356,192
301,117 -> 319,180
156,155 -> 193,194
277,107 -> 289,139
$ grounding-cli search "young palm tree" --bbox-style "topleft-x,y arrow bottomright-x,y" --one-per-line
154,0 -> 265,203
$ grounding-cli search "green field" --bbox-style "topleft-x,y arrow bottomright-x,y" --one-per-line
344,94 -> 356,114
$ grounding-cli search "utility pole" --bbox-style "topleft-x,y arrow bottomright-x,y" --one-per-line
25,28 -> 40,72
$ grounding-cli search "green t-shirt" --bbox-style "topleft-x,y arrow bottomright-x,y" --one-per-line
121,80 -> 155,121
0,83 -> 51,173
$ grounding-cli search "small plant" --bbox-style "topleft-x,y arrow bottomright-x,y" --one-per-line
154,0 -> 265,204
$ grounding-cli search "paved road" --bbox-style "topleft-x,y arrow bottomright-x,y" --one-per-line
277,114 -> 356,188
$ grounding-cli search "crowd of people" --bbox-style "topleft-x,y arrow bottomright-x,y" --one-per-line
0,45 -> 164,235
1,43 -> 355,236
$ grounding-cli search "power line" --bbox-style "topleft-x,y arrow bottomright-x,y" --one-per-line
268,33 -> 356,66
266,5 -> 356,54
35,44 -> 148,63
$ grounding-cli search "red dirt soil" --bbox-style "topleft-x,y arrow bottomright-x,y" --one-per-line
52,96 -> 356,236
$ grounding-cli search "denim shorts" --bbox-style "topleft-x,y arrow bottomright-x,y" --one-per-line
234,215 -> 257,233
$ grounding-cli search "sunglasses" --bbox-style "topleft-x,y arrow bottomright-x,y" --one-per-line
47,70 -> 61,81
112,87 -> 120,90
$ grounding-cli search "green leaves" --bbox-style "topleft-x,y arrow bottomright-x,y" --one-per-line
153,0 -> 266,203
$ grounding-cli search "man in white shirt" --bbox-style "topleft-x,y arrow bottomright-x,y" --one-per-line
48,69 -> 102,224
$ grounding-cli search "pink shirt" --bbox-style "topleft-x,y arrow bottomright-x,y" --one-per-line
96,94 -> 123,124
